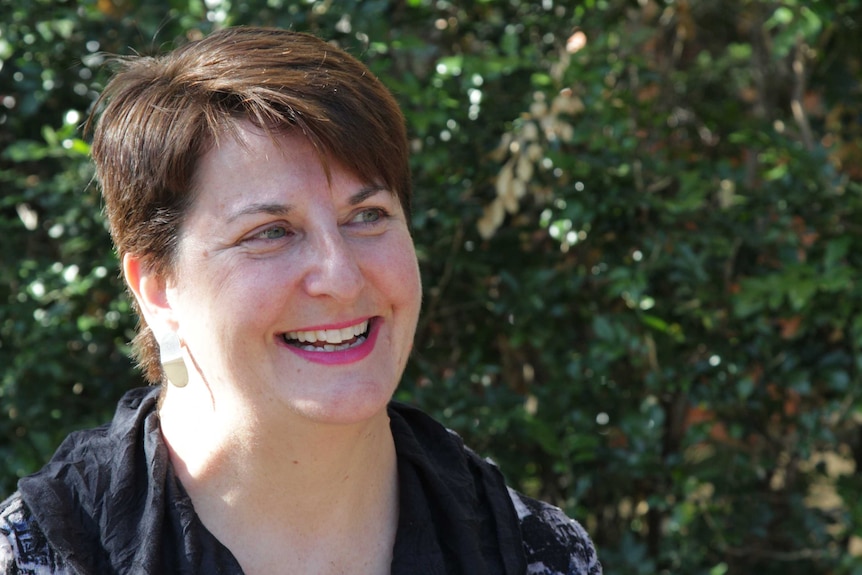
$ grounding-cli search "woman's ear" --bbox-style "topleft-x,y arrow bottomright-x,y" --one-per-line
123,253 -> 177,332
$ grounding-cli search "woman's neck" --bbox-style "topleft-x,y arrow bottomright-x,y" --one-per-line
157,383 -> 399,574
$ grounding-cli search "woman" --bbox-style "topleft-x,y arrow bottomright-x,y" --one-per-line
0,27 -> 601,574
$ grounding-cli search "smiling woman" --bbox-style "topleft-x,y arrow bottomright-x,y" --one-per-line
0,27 -> 601,575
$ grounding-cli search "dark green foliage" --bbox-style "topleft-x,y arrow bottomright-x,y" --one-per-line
2,1 -> 861,573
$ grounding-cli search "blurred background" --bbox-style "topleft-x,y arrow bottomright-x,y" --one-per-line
2,0 -> 861,573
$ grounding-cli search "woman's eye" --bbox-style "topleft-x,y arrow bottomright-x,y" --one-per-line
352,208 -> 386,224
250,225 -> 290,241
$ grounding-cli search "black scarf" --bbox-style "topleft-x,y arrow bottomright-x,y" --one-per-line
18,387 -> 527,574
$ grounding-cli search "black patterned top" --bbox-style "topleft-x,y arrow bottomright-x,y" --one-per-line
1,388 -> 601,574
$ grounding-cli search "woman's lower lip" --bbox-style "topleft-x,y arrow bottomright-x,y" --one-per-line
281,320 -> 379,365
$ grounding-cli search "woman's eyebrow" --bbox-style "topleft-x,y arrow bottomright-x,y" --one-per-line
226,203 -> 293,224
224,186 -> 390,223
348,185 -> 391,206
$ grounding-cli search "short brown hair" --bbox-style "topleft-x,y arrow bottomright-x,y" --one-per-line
89,26 -> 411,384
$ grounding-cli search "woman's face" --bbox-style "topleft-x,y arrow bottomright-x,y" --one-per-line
159,122 -> 421,424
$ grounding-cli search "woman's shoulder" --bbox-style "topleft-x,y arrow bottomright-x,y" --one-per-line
0,492 -> 72,575
389,402 -> 602,574
508,488 -> 603,575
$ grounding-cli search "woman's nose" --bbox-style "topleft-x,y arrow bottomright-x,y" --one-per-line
301,229 -> 365,302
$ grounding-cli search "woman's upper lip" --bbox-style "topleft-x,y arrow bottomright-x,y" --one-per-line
286,317 -> 373,333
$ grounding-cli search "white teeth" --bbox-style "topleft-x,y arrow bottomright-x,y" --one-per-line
297,335 -> 367,353
286,320 -> 369,347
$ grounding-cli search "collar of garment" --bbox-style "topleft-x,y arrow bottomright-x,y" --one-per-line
18,387 -> 527,574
